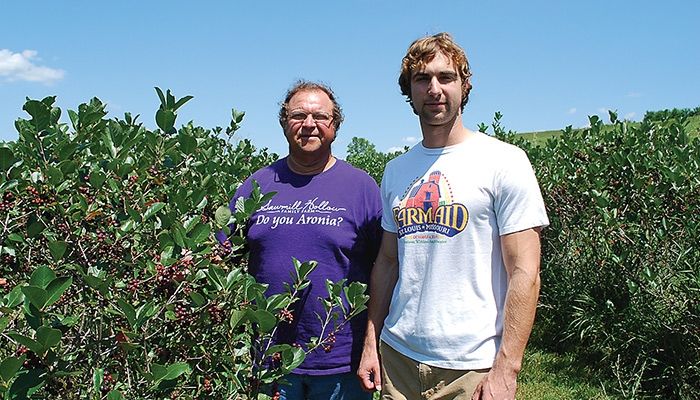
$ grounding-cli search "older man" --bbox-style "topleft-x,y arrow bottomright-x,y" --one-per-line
229,81 -> 381,400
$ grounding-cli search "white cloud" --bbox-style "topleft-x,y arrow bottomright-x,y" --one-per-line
567,107 -> 577,115
401,136 -> 420,144
624,112 -> 636,120
387,146 -> 405,153
0,49 -> 65,84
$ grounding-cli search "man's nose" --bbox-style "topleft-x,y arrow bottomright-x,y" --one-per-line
428,77 -> 441,95
301,114 -> 316,128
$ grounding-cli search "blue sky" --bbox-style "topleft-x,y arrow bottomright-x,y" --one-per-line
2,1 -> 698,158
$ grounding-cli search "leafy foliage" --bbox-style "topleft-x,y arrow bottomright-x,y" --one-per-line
345,137 -> 406,184
488,111 -> 700,399
0,91 -> 368,399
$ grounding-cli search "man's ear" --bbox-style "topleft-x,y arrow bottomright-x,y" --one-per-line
463,77 -> 472,96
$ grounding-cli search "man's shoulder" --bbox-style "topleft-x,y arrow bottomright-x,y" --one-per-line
384,143 -> 420,169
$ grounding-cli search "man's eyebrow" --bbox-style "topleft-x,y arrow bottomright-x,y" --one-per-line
439,71 -> 458,77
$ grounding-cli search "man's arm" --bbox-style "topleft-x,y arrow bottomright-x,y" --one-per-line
357,230 -> 399,392
472,227 -> 542,400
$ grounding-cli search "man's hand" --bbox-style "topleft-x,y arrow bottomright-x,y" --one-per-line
357,347 -> 382,392
356,230 -> 399,393
471,367 -> 517,400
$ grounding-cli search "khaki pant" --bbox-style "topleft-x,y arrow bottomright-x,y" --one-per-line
379,341 -> 490,400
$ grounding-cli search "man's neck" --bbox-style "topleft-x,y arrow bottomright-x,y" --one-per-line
420,114 -> 473,148
286,152 -> 336,175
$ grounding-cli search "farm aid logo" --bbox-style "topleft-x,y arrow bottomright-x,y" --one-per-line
393,171 -> 468,238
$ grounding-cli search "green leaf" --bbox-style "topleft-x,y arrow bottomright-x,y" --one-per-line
295,259 -> 317,282
150,363 -> 168,382
120,219 -> 136,233
30,266 -> 56,289
48,240 -> 68,261
229,310 -> 247,329
89,171 -> 107,189
0,317 -> 8,334
0,146 -> 17,171
189,292 -> 206,307
205,267 -> 224,290
170,225 -> 186,248
107,390 -> 125,400
27,221 -> 46,238
44,276 -> 72,307
117,299 -> 136,328
163,362 -> 191,381
46,166 -> 64,186
281,346 -> 305,373
183,215 -> 201,233
156,109 -> 176,133
92,368 -> 104,395
250,309 -> 276,333
7,333 -> 44,355
9,367 -> 45,397
155,87 -> 166,106
0,179 -> 19,192
215,205 -> 232,227
135,301 -> 157,328
143,202 -> 165,221
165,310 -> 177,321
188,222 -> 210,243
0,356 -> 26,382
36,326 -> 62,350
21,286 -> 48,309
23,100 -> 51,131
3,286 -> 24,308
178,132 -> 197,154
173,95 -> 194,111
58,140 -> 78,160
67,109 -> 79,129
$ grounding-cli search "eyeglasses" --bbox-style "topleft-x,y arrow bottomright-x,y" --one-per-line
287,110 -> 334,126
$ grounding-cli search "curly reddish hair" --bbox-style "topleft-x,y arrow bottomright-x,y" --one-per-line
398,32 -> 473,111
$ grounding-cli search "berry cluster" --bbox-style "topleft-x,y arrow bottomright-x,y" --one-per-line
0,192 -> 15,212
1,254 -> 15,268
174,304 -> 195,324
17,346 -> 43,369
322,332 -> 336,353
278,309 -> 294,323
208,305 -> 224,324
101,372 -> 115,393
127,279 -> 140,293
26,186 -> 45,207
209,241 -> 232,264
155,254 -> 194,291
56,221 -> 70,235
202,377 -> 213,393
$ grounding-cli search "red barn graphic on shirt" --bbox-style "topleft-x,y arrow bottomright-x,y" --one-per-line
393,171 -> 468,238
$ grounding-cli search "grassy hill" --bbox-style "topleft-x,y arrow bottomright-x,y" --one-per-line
518,114 -> 700,146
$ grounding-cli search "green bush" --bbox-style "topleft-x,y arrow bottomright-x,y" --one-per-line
643,106 -> 700,124
489,112 -> 699,399
0,91 -> 368,399
345,137 -> 406,184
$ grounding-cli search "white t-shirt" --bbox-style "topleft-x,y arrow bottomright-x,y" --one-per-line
380,132 -> 549,369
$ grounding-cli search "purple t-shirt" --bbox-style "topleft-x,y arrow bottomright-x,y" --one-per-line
231,158 -> 382,375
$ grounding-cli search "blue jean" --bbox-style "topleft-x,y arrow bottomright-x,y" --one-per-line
278,372 -> 371,400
